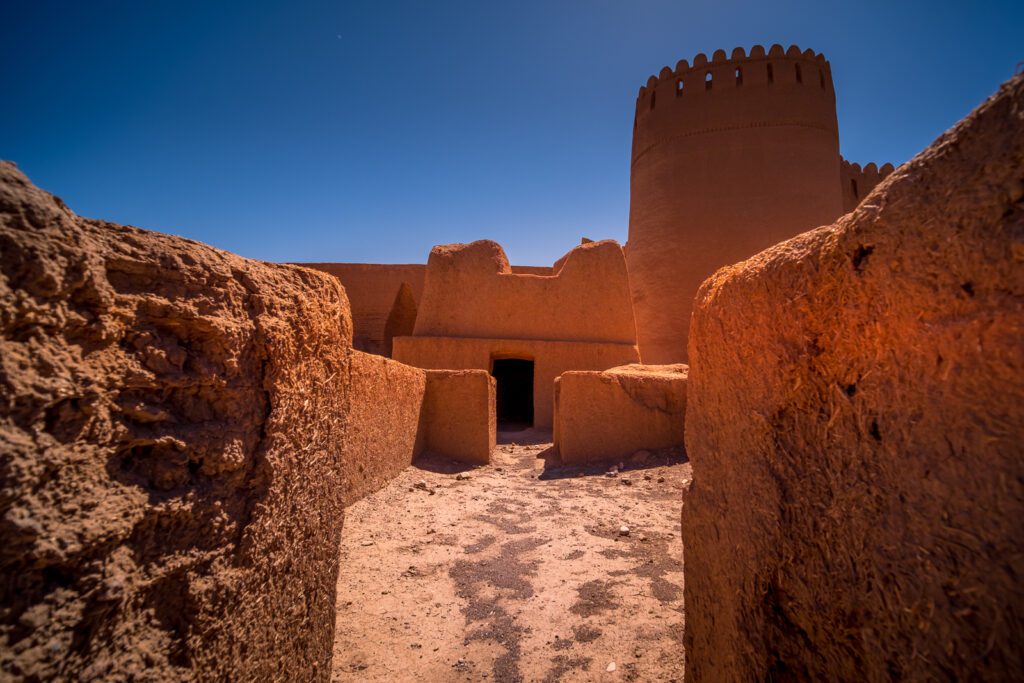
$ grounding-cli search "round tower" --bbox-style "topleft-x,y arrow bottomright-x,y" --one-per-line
627,44 -> 844,363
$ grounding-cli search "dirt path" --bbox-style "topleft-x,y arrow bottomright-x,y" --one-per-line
331,431 -> 689,682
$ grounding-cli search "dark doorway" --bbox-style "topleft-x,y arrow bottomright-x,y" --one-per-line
491,358 -> 534,430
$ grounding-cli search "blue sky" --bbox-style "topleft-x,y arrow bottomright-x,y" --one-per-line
2,1 -> 1020,265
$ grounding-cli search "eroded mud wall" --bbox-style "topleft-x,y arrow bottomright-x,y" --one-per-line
414,240 -> 637,345
554,364 -> 687,464
683,76 -> 1024,681
344,352 -> 426,504
422,370 -> 495,464
0,163 -> 352,681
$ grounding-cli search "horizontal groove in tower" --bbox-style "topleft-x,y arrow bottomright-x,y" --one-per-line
627,44 -> 845,363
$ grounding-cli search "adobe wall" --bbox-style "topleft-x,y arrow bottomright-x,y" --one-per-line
627,44 -> 845,363
301,262 -> 553,357
554,364 -> 687,464
422,370 -> 496,464
682,76 -> 1024,681
413,239 -> 637,344
301,263 -> 425,356
394,336 -> 640,430
343,351 -> 426,504
0,162 -> 352,680
840,158 -> 896,212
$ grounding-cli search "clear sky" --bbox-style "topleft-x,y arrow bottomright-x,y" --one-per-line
2,1 -> 1020,266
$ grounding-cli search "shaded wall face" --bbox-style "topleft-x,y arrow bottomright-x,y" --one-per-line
554,364 -> 687,464
343,351 -> 426,505
682,76 -> 1024,681
627,49 -> 843,363
394,336 -> 640,430
422,370 -> 496,464
414,240 -> 638,345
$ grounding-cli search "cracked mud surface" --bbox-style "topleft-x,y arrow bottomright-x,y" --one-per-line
332,430 -> 689,682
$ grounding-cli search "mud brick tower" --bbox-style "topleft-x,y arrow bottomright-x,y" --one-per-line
627,44 -> 845,363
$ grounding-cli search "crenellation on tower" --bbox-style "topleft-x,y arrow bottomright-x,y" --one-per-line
627,43 -> 853,364
631,45 -> 839,177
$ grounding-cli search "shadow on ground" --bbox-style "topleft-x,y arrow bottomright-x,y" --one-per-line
537,445 -> 688,481
497,426 -> 553,445
412,452 -> 478,474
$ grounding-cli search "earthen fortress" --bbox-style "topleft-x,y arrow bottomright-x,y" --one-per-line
307,44 -> 893,374
2,38 -> 1020,683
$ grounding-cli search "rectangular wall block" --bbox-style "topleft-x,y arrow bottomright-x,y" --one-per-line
343,351 -> 427,504
554,364 -> 688,464
423,370 -> 496,464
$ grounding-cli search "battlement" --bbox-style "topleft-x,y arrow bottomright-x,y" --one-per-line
637,44 -> 831,100
631,44 -> 839,164
840,157 -> 896,212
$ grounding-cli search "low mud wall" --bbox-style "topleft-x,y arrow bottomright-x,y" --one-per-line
683,76 -> 1024,680
343,352 -> 427,504
554,364 -> 687,464
394,336 -> 639,430
422,370 -> 495,464
0,163 -> 352,680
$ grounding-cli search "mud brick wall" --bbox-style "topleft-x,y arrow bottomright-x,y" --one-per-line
422,370 -> 495,464
0,162 -> 352,681
343,351 -> 426,504
682,76 -> 1024,681
554,364 -> 687,464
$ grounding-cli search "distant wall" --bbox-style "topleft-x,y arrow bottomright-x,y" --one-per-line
394,336 -> 639,430
423,370 -> 495,464
413,240 -> 638,345
301,263 -> 425,355
840,158 -> 896,212
682,76 -> 1024,681
343,352 -> 426,504
555,364 -> 687,464
301,261 -> 555,357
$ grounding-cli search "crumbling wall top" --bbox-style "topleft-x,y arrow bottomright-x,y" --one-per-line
413,239 -> 638,344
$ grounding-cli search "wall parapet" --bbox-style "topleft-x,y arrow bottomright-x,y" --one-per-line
631,44 -> 839,164
840,157 -> 897,212
637,44 -> 830,101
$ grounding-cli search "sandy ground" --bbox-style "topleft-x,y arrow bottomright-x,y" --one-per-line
331,430 -> 690,682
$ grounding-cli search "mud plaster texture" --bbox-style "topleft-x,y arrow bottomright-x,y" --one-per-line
344,352 -> 426,505
0,162 -> 352,681
332,431 -> 689,682
683,76 -> 1024,681
555,364 -> 687,465
423,370 -> 495,465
